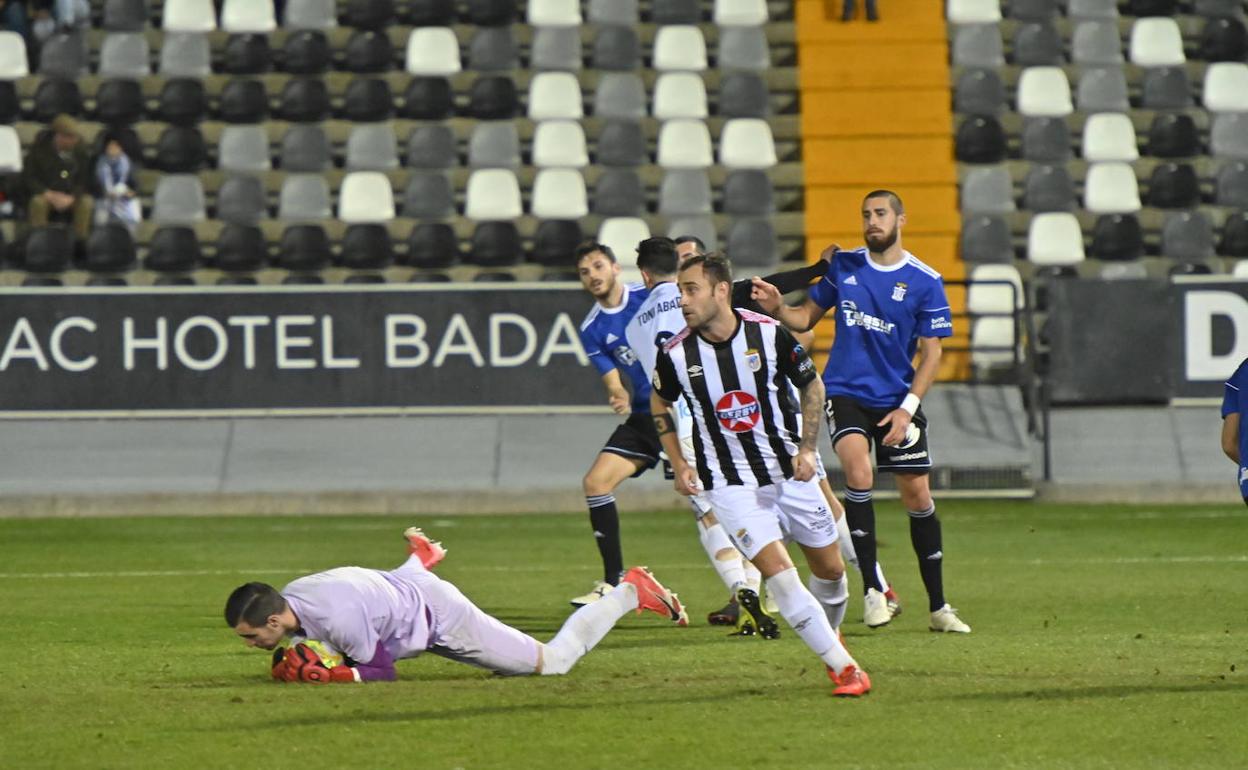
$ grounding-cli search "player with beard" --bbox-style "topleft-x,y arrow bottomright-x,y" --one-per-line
750,190 -> 971,633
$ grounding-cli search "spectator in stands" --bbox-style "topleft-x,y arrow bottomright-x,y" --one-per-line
23,113 -> 94,241
839,0 -> 879,22
0,1 -> 30,40
28,1 -> 55,48
93,130 -> 141,233
53,0 -> 90,30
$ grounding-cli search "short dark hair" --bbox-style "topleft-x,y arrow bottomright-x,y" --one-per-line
225,582 -> 287,628
863,190 -> 904,215
678,252 -> 733,289
635,237 -> 678,276
574,241 -> 616,264
673,235 -> 707,253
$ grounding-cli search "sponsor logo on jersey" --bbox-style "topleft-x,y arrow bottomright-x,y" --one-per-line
930,316 -> 952,330
715,390 -> 761,432
605,333 -> 618,343
687,364 -> 703,377
744,348 -> 761,372
892,282 -> 907,302
844,275 -> 858,286
612,346 -> 637,366
890,450 -> 929,461
840,300 -> 896,334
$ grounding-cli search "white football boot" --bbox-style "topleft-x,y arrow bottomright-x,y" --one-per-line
569,580 -> 613,607
863,587 -> 892,628
929,604 -> 972,633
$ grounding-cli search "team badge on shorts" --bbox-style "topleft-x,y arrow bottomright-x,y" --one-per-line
892,282 -> 907,302
735,528 -> 753,550
716,390 -> 760,432
744,348 -> 761,372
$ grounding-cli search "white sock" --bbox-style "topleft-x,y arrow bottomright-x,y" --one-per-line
765,567 -> 855,673
541,583 -> 637,675
742,558 -> 761,593
875,562 -> 890,594
807,573 -> 849,630
835,513 -> 859,571
699,523 -> 747,593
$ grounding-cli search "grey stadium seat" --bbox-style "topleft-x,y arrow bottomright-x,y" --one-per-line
158,33 -> 210,78
667,217 -> 717,251
593,73 -> 646,120
726,219 -> 778,268
717,27 -> 769,71
284,0 -> 337,29
1216,161 -> 1248,208
954,68 -> 1005,115
1077,67 -> 1129,113
1023,164 -> 1076,212
1068,0 -> 1118,19
1021,117 -> 1072,162
961,166 -> 1016,214
279,124 -> 332,171
468,122 -> 521,168
403,172 -> 456,219
469,27 -> 518,71
723,169 -> 774,215
659,170 -> 713,216
961,215 -> 1014,263
593,168 -> 645,215
596,121 -> 648,166
1212,113 -> 1248,159
719,72 -> 770,117
1072,21 -> 1123,65
953,24 -> 1005,67
345,123 -> 400,171
216,175 -> 267,225
653,0 -> 700,24
531,27 -> 582,71
1140,67 -> 1192,109
99,32 -> 150,78
104,0 -> 149,31
1012,22 -> 1064,67
1162,211 -> 1216,262
151,175 -> 206,224
407,124 -> 459,168
588,0 -> 638,24
278,174 -> 332,220
218,125 -> 271,172
593,26 -> 640,71
39,33 -> 88,78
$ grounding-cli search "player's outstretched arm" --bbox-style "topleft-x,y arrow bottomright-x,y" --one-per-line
1222,413 -> 1241,463
749,279 -> 825,332
792,377 -> 826,482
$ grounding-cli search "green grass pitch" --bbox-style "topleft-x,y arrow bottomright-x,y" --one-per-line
2,501 -> 1246,769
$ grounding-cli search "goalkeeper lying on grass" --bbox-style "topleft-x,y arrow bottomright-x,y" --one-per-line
225,527 -> 688,683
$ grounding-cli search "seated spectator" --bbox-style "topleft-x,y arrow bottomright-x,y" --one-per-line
54,0 -> 90,30
23,113 -> 94,241
94,130 -> 141,233
29,1 -> 54,48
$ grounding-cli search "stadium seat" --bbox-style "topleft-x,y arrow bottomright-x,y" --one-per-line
1204,63 -> 1248,113
218,124 -> 271,172
1017,67 -> 1072,117
1012,22 -> 1063,67
1199,17 -> 1248,62
221,0 -> 275,32
528,0 -> 581,25
954,68 -> 1006,115
344,0 -> 395,29
1071,21 -> 1122,65
145,226 -> 200,272
598,218 -> 650,268
596,120 -> 648,166
960,165 -> 1015,214
529,72 -> 583,120
100,33 -> 151,78
341,224 -> 394,270
723,170 -> 774,215
104,0 -> 148,31
1217,162 -> 1248,209
0,125 -> 20,172
1082,113 -> 1138,163
345,30 -> 394,74
717,27 -> 770,71
463,0 -> 513,25
1162,211 -> 1216,261
533,121 -> 589,168
1211,114 -> 1248,159
653,0 -> 701,24
407,124 -> 458,168
593,73 -> 646,119
469,27 -> 519,71
215,224 -> 267,271
216,175 -> 267,225
24,227 -> 74,272
970,318 -> 1017,370
659,170 -> 713,216
0,81 -> 18,122
406,0 -> 455,25
715,0 -> 767,25
653,72 -> 708,120
472,271 -> 517,282
406,28 -> 462,75
657,120 -> 714,168
1084,163 -> 1142,214
468,121 -> 520,168
343,78 -> 394,122
1222,212 -> 1248,256
469,222 -> 524,266
653,26 -> 707,71
1068,0 -> 1117,19
1076,67 -> 1129,113
1129,18 -> 1185,66
1140,67 -> 1192,109
282,273 -> 325,285
222,34 -> 271,75
82,224 -> 135,272
284,0 -> 337,29
403,172 -> 456,218
96,79 -> 144,124
338,172 -> 395,224
466,76 -> 518,120
163,0 -> 217,32
279,174 -> 332,220
1023,164 -> 1076,211
1090,213 -> 1144,260
1147,162 -> 1200,208
1130,0 -> 1176,13
32,79 -> 82,123
960,215 -> 1014,263
407,222 -> 459,268
38,33 -> 88,79
159,32 -> 210,77
345,124 -> 399,171
719,119 -> 777,169
532,168 -> 589,218
967,264 -> 1023,316
155,126 -> 206,172
279,224 -> 332,271
593,26 -> 640,70
720,72 -> 771,117
593,169 -> 645,215
956,116 -> 1008,163
151,175 -> 206,223
465,169 -> 523,219
951,24 -> 1005,67
588,0 -> 638,24
403,77 -> 455,120
667,217 -> 718,251
1195,0 -> 1242,16
532,220 -> 585,266
0,31 -> 28,79
1027,212 -> 1085,266
1148,113 -> 1200,158
278,78 -> 331,122
159,78 -> 208,126
1009,0 -> 1057,20
279,124 -> 332,171
531,27 -> 582,71
947,0 -> 1001,23
726,218 -> 778,268
282,30 -> 331,74
21,276 -> 64,287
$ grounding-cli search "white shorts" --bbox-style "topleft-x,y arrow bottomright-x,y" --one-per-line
704,478 -> 838,560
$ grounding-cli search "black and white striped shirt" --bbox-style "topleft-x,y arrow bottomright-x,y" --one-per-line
652,309 -> 819,490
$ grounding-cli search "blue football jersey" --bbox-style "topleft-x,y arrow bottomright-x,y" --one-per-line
1220,357 -> 1248,496
579,282 -> 652,414
807,248 -> 953,409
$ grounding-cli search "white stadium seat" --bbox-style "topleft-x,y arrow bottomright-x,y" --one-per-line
946,0 -> 1002,24
657,120 -> 714,168
532,121 -> 589,168
653,26 -> 708,71
1017,66 -> 1072,117
1129,18 -> 1185,67
527,0 -> 582,26
162,0 -> 217,32
652,73 -> 709,120
338,172 -> 395,223
0,125 -> 22,172
1027,213 -> 1086,267
1204,63 -> 1248,113
531,169 -> 589,218
597,217 -> 651,270
718,118 -> 778,169
528,72 -> 584,120
221,0 -> 276,33
714,0 -> 769,26
971,317 -> 1017,369
1081,113 -> 1139,163
465,169 -> 523,220
0,31 -> 30,78
967,264 -> 1024,315
405,28 -> 462,76
1084,162 -> 1142,214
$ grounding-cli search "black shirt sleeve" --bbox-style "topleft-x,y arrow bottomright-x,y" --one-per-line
774,325 -> 818,389
652,346 -> 684,402
731,261 -> 831,314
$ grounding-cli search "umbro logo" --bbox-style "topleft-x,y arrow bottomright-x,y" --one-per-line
605,333 -> 618,343
687,365 -> 704,377
844,275 -> 858,285
927,550 -> 943,560
850,529 -> 868,537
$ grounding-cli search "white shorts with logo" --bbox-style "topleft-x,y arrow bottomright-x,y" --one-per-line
704,477 -> 838,560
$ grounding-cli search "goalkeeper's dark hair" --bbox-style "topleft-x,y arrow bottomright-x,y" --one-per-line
635,236 -> 678,277
574,240 -> 616,264
225,582 -> 288,627
678,252 -> 733,289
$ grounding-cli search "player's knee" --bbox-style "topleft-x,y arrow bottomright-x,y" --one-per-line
582,473 -> 612,497
844,465 -> 873,490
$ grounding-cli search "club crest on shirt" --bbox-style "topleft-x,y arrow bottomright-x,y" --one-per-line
891,282 -> 908,302
744,348 -> 761,372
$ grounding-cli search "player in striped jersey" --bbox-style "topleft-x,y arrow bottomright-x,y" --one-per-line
650,254 -> 872,696
751,190 -> 971,633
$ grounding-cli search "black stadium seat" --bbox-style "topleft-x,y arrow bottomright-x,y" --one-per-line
1222,211 -> 1248,256
1130,0 -> 1177,14
1091,214 -> 1144,261
469,222 -> 523,266
343,77 -> 394,122
401,77 -> 454,120
344,30 -> 394,74
24,227 -> 75,273
1147,113 -> 1200,158
467,76 -> 518,120
279,78 -> 332,122
463,0 -> 514,26
95,79 -> 143,124
340,224 -> 394,269
279,225 -> 332,271
955,116 -> 1007,163
158,78 -> 208,126
219,78 -> 269,123
0,82 -> 18,123
1147,163 -> 1200,209
32,79 -> 83,122
532,220 -> 584,266
154,126 -> 207,172
1199,17 -> 1247,61
84,224 -> 136,272
407,222 -> 460,268
215,224 -> 268,272
406,0 -> 455,25
223,34 -> 272,75
344,0 -> 396,30
144,226 -> 201,272
282,31 -> 332,74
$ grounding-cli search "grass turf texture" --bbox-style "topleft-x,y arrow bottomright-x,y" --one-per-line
1,501 -> 1246,769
